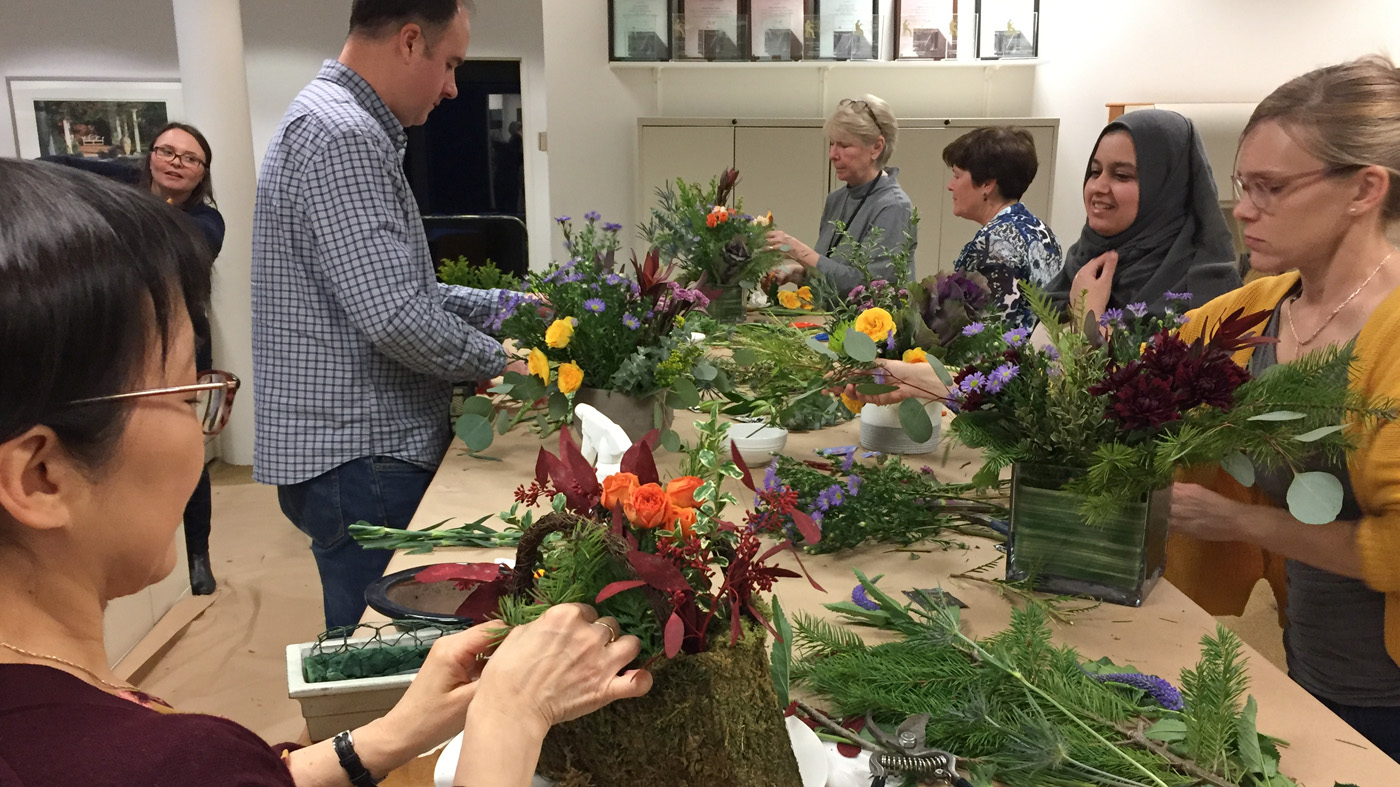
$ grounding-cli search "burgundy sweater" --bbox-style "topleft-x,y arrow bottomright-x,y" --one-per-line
0,664 -> 297,786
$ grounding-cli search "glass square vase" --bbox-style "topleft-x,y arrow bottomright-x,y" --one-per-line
1006,463 -> 1170,607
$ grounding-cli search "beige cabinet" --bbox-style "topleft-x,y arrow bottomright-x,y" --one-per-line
639,117 -> 1059,278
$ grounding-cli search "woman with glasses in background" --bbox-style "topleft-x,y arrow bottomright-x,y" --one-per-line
765,95 -> 917,295
0,159 -> 650,786
1165,55 -> 1400,761
41,121 -> 224,595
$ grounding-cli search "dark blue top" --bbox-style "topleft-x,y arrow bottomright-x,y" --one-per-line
951,202 -> 1063,331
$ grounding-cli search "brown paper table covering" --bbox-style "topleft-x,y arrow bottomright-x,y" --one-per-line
374,416 -> 1400,786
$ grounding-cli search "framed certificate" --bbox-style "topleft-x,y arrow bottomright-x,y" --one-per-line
749,0 -> 810,61
610,0 -> 672,61
894,0 -> 959,60
810,0 -> 878,60
675,0 -> 747,61
976,0 -> 1038,59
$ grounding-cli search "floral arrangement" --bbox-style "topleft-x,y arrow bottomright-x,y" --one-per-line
641,168 -> 781,290
699,321 -> 854,431
948,287 -> 1394,524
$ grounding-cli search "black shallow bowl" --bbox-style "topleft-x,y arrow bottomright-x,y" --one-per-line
363,565 -> 475,625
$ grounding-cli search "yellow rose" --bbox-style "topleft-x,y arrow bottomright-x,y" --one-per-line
854,307 -> 896,343
777,290 -> 801,309
840,392 -> 864,414
902,347 -> 928,364
557,361 -> 584,394
545,318 -> 574,349
527,348 -> 550,384
796,286 -> 813,303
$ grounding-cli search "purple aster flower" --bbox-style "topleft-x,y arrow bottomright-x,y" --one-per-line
554,215 -> 571,224
1090,673 -> 1185,712
846,474 -> 862,496
818,445 -> 857,472
959,372 -> 987,394
762,459 -> 780,492
1045,345 -> 1061,361
852,584 -> 879,611
1099,308 -> 1125,327
1002,327 -> 1029,347
1127,302 -> 1149,319
584,210 -> 602,222
590,283 -> 600,291
629,280 -> 641,296
985,363 -> 1019,394
605,273 -> 624,286
622,313 -> 640,330
1175,313 -> 1191,326
885,330 -> 897,352
603,222 -> 623,232
644,310 -> 655,320
1164,291 -> 1192,304
962,322 -> 986,337
862,451 -> 880,458
584,298 -> 606,313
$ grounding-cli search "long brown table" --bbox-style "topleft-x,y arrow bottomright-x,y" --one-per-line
376,418 -> 1400,786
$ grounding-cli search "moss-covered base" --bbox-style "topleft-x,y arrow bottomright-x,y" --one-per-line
537,624 -> 802,787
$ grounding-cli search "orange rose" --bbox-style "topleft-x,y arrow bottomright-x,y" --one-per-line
624,483 -> 675,529
666,475 -> 704,509
673,506 -> 697,538
601,472 -> 640,510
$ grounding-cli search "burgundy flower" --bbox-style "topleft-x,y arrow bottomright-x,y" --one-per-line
1174,353 -> 1248,410
1109,374 -> 1181,430
1141,332 -> 1192,376
1089,360 -> 1143,398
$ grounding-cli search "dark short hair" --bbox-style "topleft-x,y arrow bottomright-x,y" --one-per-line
0,159 -> 213,470
941,126 -> 1039,201
138,121 -> 216,210
348,0 -> 470,39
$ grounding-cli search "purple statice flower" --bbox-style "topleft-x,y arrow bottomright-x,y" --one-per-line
985,363 -> 1019,394
584,298 -> 606,313
1127,302 -> 1149,319
603,222 -> 623,233
962,322 -> 986,337
622,313 -> 641,330
584,210 -> 602,222
846,474 -> 862,496
852,583 -> 879,611
1091,673 -> 1185,712
1002,327 -> 1029,347
1164,291 -> 1192,304
1099,308 -> 1125,328
554,215 -> 571,224
959,372 -> 987,394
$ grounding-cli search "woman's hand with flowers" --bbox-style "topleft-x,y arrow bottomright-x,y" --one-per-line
765,229 -> 817,268
841,359 -> 949,406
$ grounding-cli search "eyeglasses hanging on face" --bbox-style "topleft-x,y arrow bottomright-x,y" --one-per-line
1230,164 -> 1360,214
151,145 -> 206,169
66,370 -> 240,437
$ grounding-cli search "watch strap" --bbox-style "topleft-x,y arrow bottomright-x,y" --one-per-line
332,729 -> 379,787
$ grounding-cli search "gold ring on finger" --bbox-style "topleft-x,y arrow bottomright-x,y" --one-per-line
591,620 -> 619,644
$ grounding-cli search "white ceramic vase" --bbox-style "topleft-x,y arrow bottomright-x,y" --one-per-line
859,399 -> 942,454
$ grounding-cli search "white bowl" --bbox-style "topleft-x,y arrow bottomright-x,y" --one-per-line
726,424 -> 788,468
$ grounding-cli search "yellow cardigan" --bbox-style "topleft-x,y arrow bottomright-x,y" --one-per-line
1168,272 -> 1400,667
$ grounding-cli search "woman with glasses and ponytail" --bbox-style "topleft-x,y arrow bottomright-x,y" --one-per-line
0,159 -> 650,786
765,94 -> 917,295
41,121 -> 224,595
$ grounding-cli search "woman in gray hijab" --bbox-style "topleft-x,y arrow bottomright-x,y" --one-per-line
1046,108 -> 1242,317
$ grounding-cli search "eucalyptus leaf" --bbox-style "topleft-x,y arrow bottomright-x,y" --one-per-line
732,348 -> 759,366
548,391 -> 569,420
659,429 -> 682,453
460,395 -> 495,419
692,361 -> 718,382
486,382 -> 514,395
1144,718 -> 1188,743
512,376 -> 546,402
667,378 -> 700,409
453,413 -> 495,452
1221,451 -> 1256,488
1292,424 -> 1346,443
843,329 -> 879,363
857,383 -> 899,395
899,398 -> 934,443
1248,410 -> 1307,422
495,409 -> 512,436
927,357 -> 954,386
1236,696 -> 1265,773
805,335 -> 838,360
1287,471 -> 1344,525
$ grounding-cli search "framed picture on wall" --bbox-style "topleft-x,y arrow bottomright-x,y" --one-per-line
674,0 -> 747,61
976,0 -> 1038,59
610,0 -> 673,61
749,0 -> 810,61
894,0 -> 959,60
810,0 -> 878,61
6,78 -> 183,159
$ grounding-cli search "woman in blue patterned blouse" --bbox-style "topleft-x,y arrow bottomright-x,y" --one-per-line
944,126 -> 1063,330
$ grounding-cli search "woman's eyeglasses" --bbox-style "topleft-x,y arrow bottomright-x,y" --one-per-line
840,98 -> 883,136
151,145 -> 206,169
67,370 -> 240,437
1230,165 -> 1357,214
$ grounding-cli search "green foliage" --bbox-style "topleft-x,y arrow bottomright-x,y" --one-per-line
349,516 -> 520,554
436,256 -> 522,291
1179,624 -> 1250,778
702,321 -> 853,431
641,171 -> 780,287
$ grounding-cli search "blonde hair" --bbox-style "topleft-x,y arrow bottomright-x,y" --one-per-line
824,94 -> 899,168
1244,54 -> 1400,221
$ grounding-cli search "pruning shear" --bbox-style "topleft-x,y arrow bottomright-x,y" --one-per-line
865,712 -> 973,787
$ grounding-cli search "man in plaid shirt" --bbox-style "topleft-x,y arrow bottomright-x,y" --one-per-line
252,0 -> 505,629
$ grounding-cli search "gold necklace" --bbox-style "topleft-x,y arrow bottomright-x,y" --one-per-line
1287,249 -> 1397,346
0,641 -> 138,693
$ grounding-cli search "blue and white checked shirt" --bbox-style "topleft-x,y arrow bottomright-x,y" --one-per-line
251,60 -> 507,485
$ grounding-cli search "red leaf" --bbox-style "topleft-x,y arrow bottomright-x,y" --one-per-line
745,600 -> 778,639
731,441 -> 757,492
454,579 -> 508,621
557,428 -> 601,501
836,742 -> 863,758
788,547 -> 826,593
790,509 -> 822,544
596,580 -> 648,603
415,563 -> 504,584
620,431 -> 661,486
664,611 -> 685,658
628,551 -> 691,593
783,701 -> 799,717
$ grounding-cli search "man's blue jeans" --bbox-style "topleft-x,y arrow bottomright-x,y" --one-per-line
277,456 -> 435,631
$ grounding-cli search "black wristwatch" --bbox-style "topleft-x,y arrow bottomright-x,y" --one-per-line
332,729 -> 379,787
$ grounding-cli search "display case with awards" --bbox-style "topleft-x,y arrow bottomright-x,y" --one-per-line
894,0 -> 959,60
748,0 -> 810,61
674,0 -> 748,61
976,0 -> 1038,59
809,0 -> 879,61
610,0 -> 673,61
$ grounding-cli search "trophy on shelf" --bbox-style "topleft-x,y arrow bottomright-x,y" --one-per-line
993,20 -> 1034,57
832,19 -> 873,60
911,28 -> 949,59
762,26 -> 803,60
627,30 -> 669,60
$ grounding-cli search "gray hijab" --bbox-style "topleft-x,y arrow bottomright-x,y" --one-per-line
1046,109 -> 1241,316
